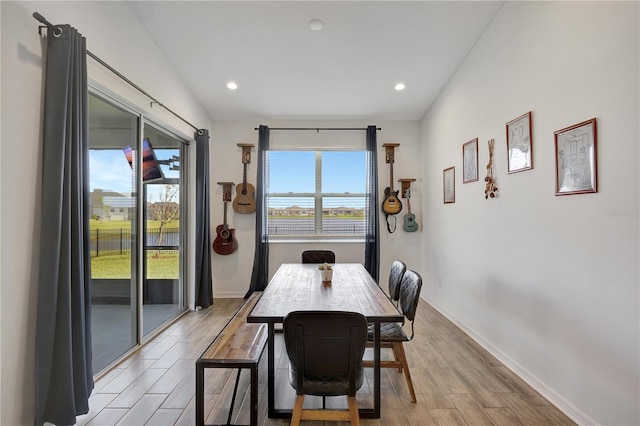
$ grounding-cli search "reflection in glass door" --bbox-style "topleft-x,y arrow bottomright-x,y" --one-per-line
88,93 -> 139,373
141,125 -> 185,338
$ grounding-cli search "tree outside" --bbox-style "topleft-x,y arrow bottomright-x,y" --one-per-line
147,184 -> 180,257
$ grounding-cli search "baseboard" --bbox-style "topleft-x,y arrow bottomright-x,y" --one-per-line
425,296 -> 597,426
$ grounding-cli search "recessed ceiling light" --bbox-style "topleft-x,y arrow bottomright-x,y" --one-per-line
226,82 -> 238,90
394,83 -> 406,91
309,19 -> 324,31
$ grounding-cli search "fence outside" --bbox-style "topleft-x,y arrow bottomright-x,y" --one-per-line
90,227 -> 179,257
92,220 -> 365,255
267,218 -> 365,236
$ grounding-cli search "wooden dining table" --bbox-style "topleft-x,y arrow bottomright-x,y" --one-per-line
247,263 -> 403,419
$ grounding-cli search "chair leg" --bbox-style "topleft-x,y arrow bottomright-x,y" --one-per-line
391,344 -> 403,373
291,395 -> 304,426
347,396 -> 360,426
394,342 -> 417,403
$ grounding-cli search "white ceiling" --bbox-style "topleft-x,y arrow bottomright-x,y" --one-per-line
128,1 -> 504,121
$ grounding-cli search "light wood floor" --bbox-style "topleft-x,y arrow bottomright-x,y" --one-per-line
77,298 -> 576,426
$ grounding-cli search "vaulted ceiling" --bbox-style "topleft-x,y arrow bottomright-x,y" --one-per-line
128,1 -> 504,121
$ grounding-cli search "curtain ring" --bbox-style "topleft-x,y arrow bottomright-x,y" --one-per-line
53,26 -> 63,37
197,129 -> 204,136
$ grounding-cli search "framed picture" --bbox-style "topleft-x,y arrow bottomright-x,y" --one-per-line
462,138 -> 478,183
554,118 -> 597,195
506,111 -> 533,173
443,166 -> 455,204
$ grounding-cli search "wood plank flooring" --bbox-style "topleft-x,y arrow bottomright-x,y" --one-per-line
77,298 -> 576,425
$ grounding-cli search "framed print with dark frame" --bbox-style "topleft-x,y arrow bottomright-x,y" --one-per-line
462,138 -> 478,183
554,118 -> 597,196
443,166 -> 455,204
506,111 -> 533,173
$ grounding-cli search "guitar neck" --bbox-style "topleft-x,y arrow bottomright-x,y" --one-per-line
242,163 -> 248,189
406,197 -> 411,214
389,162 -> 395,191
223,201 -> 229,229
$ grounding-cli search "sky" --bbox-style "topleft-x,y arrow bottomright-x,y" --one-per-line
268,150 -> 366,209
90,148 -> 365,208
90,148 -> 180,195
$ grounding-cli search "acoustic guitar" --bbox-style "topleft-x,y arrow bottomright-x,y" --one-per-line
402,188 -> 418,232
232,160 -> 256,214
213,190 -> 238,255
381,151 -> 402,215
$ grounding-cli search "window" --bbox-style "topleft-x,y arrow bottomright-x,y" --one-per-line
266,150 -> 366,237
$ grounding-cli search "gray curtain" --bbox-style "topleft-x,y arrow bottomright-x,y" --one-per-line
246,125 -> 270,296
195,129 -> 214,308
35,24 -> 93,426
364,125 -> 380,281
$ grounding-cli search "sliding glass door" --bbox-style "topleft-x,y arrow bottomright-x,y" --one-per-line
89,94 -> 139,373
141,125 -> 185,337
88,92 -> 187,374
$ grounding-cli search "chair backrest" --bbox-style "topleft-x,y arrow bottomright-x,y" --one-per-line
301,250 -> 335,264
388,260 -> 407,303
398,270 -> 423,340
283,311 -> 367,397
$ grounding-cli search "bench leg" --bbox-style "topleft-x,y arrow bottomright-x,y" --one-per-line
227,369 -> 243,425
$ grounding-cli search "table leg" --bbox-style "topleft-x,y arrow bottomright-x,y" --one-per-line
195,362 -> 204,426
251,365 -> 258,426
374,321 -> 381,418
267,322 -> 275,418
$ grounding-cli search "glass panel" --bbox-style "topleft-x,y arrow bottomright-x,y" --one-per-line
268,151 -> 315,193
88,93 -> 139,373
267,196 -> 315,235
321,151 -> 366,194
322,196 -> 366,235
142,126 -> 185,337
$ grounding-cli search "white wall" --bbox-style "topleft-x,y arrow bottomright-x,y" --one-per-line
0,2 -> 213,424
421,2 -> 639,425
210,119 -> 423,297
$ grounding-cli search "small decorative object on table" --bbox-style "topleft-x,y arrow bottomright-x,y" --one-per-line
485,138 -> 498,199
318,263 -> 333,282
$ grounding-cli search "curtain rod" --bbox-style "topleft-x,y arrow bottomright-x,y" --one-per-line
33,12 -> 201,134
254,127 -> 381,132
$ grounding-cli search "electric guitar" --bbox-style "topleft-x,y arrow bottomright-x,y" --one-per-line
213,191 -> 238,255
381,151 -> 402,215
232,161 -> 256,214
402,189 -> 418,232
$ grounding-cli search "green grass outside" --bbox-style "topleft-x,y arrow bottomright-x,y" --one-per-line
91,253 -> 178,279
90,219 -> 180,279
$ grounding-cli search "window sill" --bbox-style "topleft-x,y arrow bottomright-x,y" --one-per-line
268,237 -> 364,244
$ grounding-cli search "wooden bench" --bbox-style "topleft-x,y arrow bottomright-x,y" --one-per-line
196,292 -> 267,426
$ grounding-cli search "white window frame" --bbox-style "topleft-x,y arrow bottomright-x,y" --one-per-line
266,148 -> 367,241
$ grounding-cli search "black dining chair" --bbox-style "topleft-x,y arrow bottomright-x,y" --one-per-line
301,250 -> 335,264
387,260 -> 407,306
283,310 -> 368,426
364,269 -> 422,403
